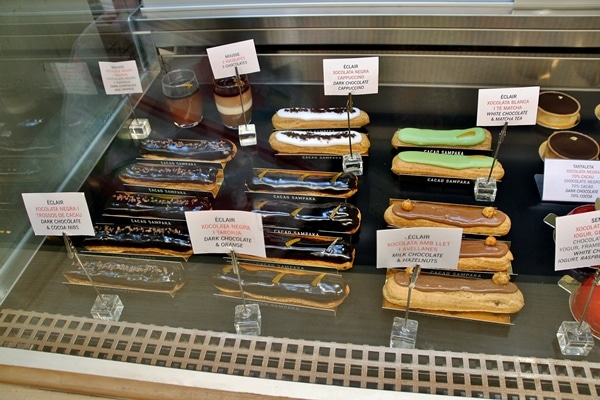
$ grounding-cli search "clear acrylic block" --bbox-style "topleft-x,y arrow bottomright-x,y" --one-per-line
238,124 -> 257,146
557,320 -> 594,356
474,176 -> 497,202
128,118 -> 151,139
343,152 -> 363,175
90,294 -> 124,321
234,303 -> 261,335
390,317 -> 418,349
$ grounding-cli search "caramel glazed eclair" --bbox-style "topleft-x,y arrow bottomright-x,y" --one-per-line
269,129 -> 370,155
382,269 -> 524,314
212,264 -> 350,309
240,232 -> 355,270
272,107 -> 370,130
246,169 -> 358,198
138,138 -> 237,163
250,199 -> 361,234
384,199 -> 511,236
391,127 -> 492,150
458,236 -> 513,272
391,151 -> 504,180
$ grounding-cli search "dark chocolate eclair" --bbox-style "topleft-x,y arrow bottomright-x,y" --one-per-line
260,231 -> 354,268
63,259 -> 185,293
119,161 -> 220,185
83,224 -> 192,257
104,192 -> 212,219
139,138 -> 236,162
247,169 -> 358,197
212,264 -> 349,308
251,199 -> 361,233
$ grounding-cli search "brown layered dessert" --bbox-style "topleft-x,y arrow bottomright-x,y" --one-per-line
213,75 -> 252,129
383,199 -> 511,236
212,264 -> 350,309
543,131 -> 599,160
537,91 -> 581,129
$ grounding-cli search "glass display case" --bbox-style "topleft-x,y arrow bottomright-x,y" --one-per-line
1,1 -> 600,398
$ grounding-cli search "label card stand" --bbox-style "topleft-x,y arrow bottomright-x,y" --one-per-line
342,93 -> 363,175
235,67 -> 257,147
474,122 -> 507,202
127,95 -> 151,139
557,268 -> 599,356
230,248 -> 262,335
62,233 -> 124,321
389,265 -> 420,349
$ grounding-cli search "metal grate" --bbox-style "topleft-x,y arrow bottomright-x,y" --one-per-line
1,308 -> 599,399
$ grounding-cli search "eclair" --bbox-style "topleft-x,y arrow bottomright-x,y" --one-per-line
272,107 -> 370,130
382,270 -> 524,314
240,232 -> 355,270
457,237 -> 513,271
104,191 -> 212,220
212,264 -> 350,309
269,129 -> 370,155
139,138 -> 237,163
82,224 -> 193,259
391,151 -> 504,180
383,199 -> 511,236
246,168 -> 358,198
250,199 -> 361,234
391,127 -> 492,150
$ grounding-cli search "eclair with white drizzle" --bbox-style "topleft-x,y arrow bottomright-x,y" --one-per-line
269,129 -> 370,155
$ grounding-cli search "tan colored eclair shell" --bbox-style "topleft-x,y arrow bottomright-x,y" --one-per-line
383,200 -> 511,236
268,131 -> 371,155
457,252 -> 513,271
457,239 -> 513,271
382,272 -> 524,314
272,109 -> 370,130
391,155 -> 504,180
391,128 -> 492,150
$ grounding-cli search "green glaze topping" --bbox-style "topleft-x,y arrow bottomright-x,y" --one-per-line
396,127 -> 486,146
397,151 -> 494,170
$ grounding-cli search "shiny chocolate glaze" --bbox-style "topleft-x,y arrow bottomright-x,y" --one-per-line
119,162 -> 220,184
392,201 -> 507,228
393,273 -> 518,293
105,192 -> 212,219
213,75 -> 250,97
212,265 -> 348,305
251,199 -> 360,233
538,92 -> 579,115
83,224 -> 192,254
263,232 -> 354,265
63,259 -> 185,291
139,138 -> 235,161
460,239 -> 509,258
547,131 -> 599,159
283,107 -> 355,114
247,170 -> 357,195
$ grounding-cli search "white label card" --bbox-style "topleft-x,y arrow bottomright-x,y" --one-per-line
555,210 -> 600,271
323,57 -> 379,96
98,60 -> 143,95
542,159 -> 600,202
22,192 -> 94,236
376,227 -> 463,269
185,210 -> 266,257
207,39 -> 261,79
476,86 -> 540,126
